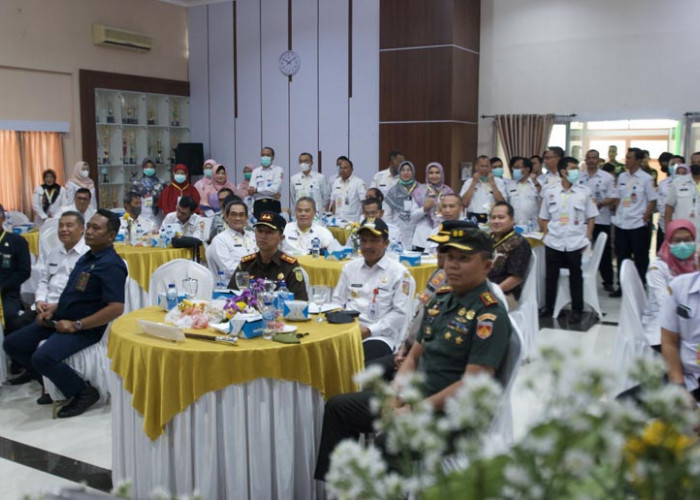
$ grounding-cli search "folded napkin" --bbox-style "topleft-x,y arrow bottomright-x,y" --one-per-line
272,332 -> 301,344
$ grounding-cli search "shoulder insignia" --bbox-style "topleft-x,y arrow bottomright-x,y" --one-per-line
476,320 -> 493,340
436,285 -> 453,294
278,272 -> 285,280
668,286 -> 673,295
430,270 -> 446,286
477,313 -> 497,322
480,291 -> 498,307
403,271 -> 410,280
280,253 -> 298,264
293,266 -> 304,283
240,253 -> 257,263
427,307 -> 440,317
649,266 -> 658,271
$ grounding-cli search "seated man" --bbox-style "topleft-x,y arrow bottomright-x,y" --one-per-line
228,211 -> 308,300
207,188 -> 237,243
488,202 -> 532,310
360,198 -> 400,246
315,223 -> 511,480
3,210 -> 127,417
159,196 -> 206,240
424,193 -> 465,254
121,191 -> 154,237
59,187 -> 96,222
208,199 -> 257,284
283,197 -> 339,256
332,218 -> 415,363
0,204 -> 31,327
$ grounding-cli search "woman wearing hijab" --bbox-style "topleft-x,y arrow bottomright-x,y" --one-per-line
157,164 -> 201,215
411,162 -> 455,251
236,164 -> 255,212
32,169 -> 64,225
200,164 -> 236,213
642,218 -> 697,349
384,161 -> 425,250
63,161 -> 96,210
131,158 -> 165,224
194,159 -> 218,203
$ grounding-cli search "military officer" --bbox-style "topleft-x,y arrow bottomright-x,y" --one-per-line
314,222 -> 512,480
228,211 -> 308,300
0,204 -> 31,326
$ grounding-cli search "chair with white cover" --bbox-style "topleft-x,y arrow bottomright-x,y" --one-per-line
148,259 -> 215,306
38,227 -> 61,264
38,216 -> 59,239
552,232 -> 608,319
204,243 -> 219,280
510,251 -> 539,361
2,211 -> 31,231
612,259 -> 656,395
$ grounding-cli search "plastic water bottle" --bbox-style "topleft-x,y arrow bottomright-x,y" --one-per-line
527,218 -> 534,234
396,240 -> 404,254
311,237 -> 321,258
135,223 -> 144,243
158,228 -> 167,248
166,283 -> 178,310
216,271 -> 227,290
166,224 -> 174,239
277,281 -> 292,311
262,298 -> 276,339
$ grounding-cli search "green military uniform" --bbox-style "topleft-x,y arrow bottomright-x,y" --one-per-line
229,250 -> 308,301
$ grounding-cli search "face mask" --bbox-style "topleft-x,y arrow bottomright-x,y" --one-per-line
143,167 -> 156,177
670,242 -> 696,260
691,165 -> 700,177
203,169 -> 212,179
261,156 -> 272,168
566,170 -> 580,184
480,175 -> 489,182
668,164 -> 676,177
174,174 -> 187,184
492,167 -> 504,178
244,172 -> 252,181
675,173 -> 691,183
80,170 -> 90,179
131,206 -> 142,218
300,162 -> 311,172
512,169 -> 524,181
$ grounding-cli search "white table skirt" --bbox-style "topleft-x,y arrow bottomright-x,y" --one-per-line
534,244 -> 546,307
110,372 -> 326,500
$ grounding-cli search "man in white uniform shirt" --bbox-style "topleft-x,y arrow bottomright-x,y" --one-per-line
539,147 -> 564,191
459,155 -> 507,225
249,146 -> 284,218
289,152 -> 329,212
580,149 -> 618,292
505,157 -> 540,227
120,191 -> 154,238
330,158 -> 366,221
283,197 -> 338,256
59,188 -> 96,224
538,156 -> 598,324
360,198 -> 401,246
332,218 -> 414,363
610,147 -> 657,296
370,150 -> 404,196
664,163 -> 700,239
159,196 -> 207,240
207,199 -> 257,283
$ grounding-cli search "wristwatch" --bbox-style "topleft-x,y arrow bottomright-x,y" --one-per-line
74,320 -> 83,331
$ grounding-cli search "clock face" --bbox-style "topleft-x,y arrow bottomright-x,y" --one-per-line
279,50 -> 301,76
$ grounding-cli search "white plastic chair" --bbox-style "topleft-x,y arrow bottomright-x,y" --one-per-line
612,259 -> 656,395
2,211 -> 31,231
38,227 -> 61,264
38,217 -> 59,239
148,259 -> 215,305
509,250 -> 539,361
552,232 -> 608,319
205,243 -> 219,279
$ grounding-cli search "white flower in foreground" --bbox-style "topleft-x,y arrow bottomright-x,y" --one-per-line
503,463 -> 530,487
327,441 -> 388,500
353,364 -> 385,388
441,373 -> 502,433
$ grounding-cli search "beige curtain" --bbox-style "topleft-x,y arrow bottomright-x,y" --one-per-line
19,132 -> 65,218
0,130 -> 23,211
495,114 -> 555,164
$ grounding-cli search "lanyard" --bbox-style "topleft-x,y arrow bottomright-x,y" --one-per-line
43,187 -> 57,204
493,230 -> 515,248
171,182 -> 190,193
0,231 -> 6,246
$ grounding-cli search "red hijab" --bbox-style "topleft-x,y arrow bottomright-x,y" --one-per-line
658,219 -> 697,276
157,164 -> 201,214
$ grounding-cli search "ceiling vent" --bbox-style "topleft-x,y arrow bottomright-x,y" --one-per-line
92,24 -> 152,52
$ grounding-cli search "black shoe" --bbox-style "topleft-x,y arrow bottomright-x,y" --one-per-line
57,383 -> 99,418
569,311 -> 583,324
9,361 -> 23,375
603,283 -> 614,292
538,307 -> 553,318
609,289 -> 622,298
36,393 -> 53,405
8,370 -> 37,386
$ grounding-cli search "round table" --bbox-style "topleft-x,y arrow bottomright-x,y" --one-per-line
327,225 -> 353,245
109,306 -> 364,499
297,254 -> 438,290
114,244 -> 192,293
21,230 -> 40,257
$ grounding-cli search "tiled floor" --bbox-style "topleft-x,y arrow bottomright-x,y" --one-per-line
0,284 -> 624,499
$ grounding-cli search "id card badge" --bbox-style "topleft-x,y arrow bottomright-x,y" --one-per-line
622,197 -> 631,208
144,195 -> 153,208
559,212 -> 570,225
1,254 -> 11,269
176,195 -> 182,207
75,272 -> 90,292
403,199 -> 412,211
336,198 -> 342,208
345,197 -> 350,206
368,301 -> 379,319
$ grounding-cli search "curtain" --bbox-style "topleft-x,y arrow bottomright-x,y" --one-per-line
495,114 -> 555,166
19,131 -> 65,218
0,130 -> 23,211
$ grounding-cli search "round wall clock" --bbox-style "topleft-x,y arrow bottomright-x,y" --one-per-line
279,50 -> 301,76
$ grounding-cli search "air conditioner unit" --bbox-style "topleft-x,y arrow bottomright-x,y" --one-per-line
92,24 -> 152,52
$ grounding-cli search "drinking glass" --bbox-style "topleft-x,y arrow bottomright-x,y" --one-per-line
182,277 -> 198,299
310,285 -> 330,322
235,271 -> 250,290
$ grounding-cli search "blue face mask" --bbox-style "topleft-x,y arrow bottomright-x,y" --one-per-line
492,167 -> 504,178
143,167 -> 156,177
668,164 -> 676,177
203,169 -> 212,179
566,170 -> 580,184
174,174 -> 187,184
670,242 -> 696,260
261,156 -> 272,168
512,169 -> 524,181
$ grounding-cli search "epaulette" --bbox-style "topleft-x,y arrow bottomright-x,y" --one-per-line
280,253 -> 298,264
479,291 -> 498,307
436,285 -> 453,294
240,253 -> 257,263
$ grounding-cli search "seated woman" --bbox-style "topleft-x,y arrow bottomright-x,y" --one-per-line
157,164 -> 201,216
487,201 -> 532,310
383,161 -> 424,250
199,164 -> 236,214
643,219 -> 697,349
32,169 -> 64,226
411,162 -> 454,252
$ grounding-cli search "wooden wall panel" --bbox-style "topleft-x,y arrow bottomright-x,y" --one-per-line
452,0 -> 481,51
451,49 -> 479,122
380,0 -> 453,49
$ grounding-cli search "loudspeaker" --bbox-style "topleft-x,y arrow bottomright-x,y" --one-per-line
175,143 -> 204,175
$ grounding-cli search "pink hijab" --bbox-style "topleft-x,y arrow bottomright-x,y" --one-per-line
658,219 -> 698,276
68,161 -> 95,190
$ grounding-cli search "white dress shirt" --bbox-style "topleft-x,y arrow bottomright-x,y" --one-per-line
290,171 -> 329,210
160,212 -> 207,240
332,253 -> 414,351
330,174 -> 367,221
657,177 -> 673,232
250,164 -> 284,201
579,168 -> 617,226
34,239 -> 89,305
612,169 -> 657,230
282,221 -> 339,256
207,227 -> 257,282
539,182 -> 598,252
459,177 -> 508,215
537,172 -> 560,191
505,178 -> 540,226
642,257 -> 672,346
661,271 -> 700,391
370,169 -> 399,195
664,175 -> 700,236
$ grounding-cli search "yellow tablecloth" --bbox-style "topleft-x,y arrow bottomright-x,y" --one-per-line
108,306 -> 364,440
298,254 -> 438,290
21,231 -> 40,257
327,226 -> 352,245
115,244 -> 192,292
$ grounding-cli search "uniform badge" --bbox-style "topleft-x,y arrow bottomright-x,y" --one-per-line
431,271 -> 445,286
402,280 -> 410,296
444,331 -> 452,340
466,310 -> 475,320
480,292 -> 498,307
458,308 -> 467,316
425,326 -> 432,337
382,276 -> 389,284
428,308 -> 440,316
476,320 -> 493,339
455,336 -> 464,345
278,272 -> 285,280
351,289 -> 360,299
477,313 -> 497,322
75,272 -> 90,292
293,267 -> 304,283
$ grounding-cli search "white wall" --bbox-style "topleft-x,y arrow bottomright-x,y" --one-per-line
188,0 -> 380,209
478,0 -> 700,154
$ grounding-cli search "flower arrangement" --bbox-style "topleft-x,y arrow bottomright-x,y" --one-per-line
345,221 -> 360,256
222,278 -> 270,318
121,212 -> 133,245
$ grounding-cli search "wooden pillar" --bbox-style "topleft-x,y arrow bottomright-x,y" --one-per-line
379,0 -> 480,187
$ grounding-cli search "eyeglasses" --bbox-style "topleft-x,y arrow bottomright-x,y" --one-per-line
228,212 -> 247,219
